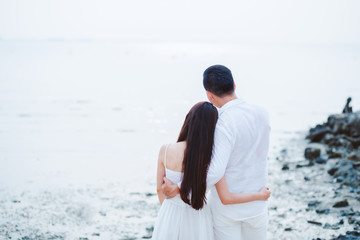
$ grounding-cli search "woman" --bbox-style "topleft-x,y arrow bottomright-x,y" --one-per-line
152,102 -> 270,239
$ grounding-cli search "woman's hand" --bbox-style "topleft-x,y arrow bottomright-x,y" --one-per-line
259,187 -> 271,200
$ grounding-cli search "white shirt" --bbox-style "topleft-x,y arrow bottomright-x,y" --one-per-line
207,98 -> 270,220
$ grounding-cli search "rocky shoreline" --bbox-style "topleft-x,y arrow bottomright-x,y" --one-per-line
306,110 -> 360,239
280,110 -> 360,239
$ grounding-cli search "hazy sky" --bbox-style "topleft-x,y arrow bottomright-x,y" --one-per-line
0,0 -> 360,43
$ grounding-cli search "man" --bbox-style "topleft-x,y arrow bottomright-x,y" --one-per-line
163,65 -> 270,240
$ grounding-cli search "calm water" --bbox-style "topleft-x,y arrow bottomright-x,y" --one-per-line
0,40 -> 359,239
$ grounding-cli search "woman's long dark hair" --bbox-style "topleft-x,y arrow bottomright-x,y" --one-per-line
178,102 -> 218,210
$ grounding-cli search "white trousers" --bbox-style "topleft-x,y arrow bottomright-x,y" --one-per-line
212,212 -> 268,240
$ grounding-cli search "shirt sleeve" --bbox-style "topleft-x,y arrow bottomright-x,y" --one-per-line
206,121 -> 234,188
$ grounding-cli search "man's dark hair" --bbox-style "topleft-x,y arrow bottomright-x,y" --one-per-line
203,65 -> 234,97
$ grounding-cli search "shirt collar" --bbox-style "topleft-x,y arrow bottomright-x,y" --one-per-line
218,97 -> 246,115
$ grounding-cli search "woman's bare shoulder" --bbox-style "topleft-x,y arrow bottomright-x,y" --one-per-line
164,142 -> 186,171
157,144 -> 168,164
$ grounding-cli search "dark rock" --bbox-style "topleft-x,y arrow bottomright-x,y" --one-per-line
348,111 -> 360,137
327,114 -> 348,128
331,231 -> 360,240
353,163 -> 360,169
355,219 -> 360,226
323,133 -> 336,144
324,223 -> 340,230
327,149 -> 344,159
310,111 -> 360,147
307,125 -> 332,142
348,217 -> 356,224
338,219 -> 344,225
316,209 -> 330,214
336,177 -> 344,183
284,227 -> 292,231
327,150 -> 344,158
330,159 -> 360,188
142,226 -> 154,239
307,220 -> 322,226
328,167 -> 338,176
348,153 -> 359,161
349,137 -> 360,148
340,209 -> 358,216
305,148 -> 321,160
282,164 -> 289,171
304,176 -> 311,181
333,122 -> 350,135
333,200 -> 349,208
308,201 -> 321,207
146,193 -> 156,197
315,157 -> 327,164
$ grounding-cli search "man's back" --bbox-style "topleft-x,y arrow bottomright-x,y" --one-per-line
208,98 -> 270,220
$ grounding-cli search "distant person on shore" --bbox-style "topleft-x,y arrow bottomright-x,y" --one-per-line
343,97 -> 353,114
152,101 -> 270,239
161,65 -> 271,240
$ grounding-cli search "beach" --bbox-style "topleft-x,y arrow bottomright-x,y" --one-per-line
0,40 -> 360,239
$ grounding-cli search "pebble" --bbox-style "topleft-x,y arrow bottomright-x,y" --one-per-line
328,167 -> 338,176
305,148 -> 321,160
282,164 -> 289,171
331,231 -> 360,240
316,209 -> 330,214
307,220 -> 322,226
308,201 -> 321,208
333,200 -> 349,208
315,157 -> 327,164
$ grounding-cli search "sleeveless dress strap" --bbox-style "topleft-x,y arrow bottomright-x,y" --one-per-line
164,144 -> 170,169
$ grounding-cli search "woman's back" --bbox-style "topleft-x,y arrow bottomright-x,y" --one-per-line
163,142 -> 186,184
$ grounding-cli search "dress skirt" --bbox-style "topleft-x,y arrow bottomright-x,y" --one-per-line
152,196 -> 214,240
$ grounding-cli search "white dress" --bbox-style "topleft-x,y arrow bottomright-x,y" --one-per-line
152,145 -> 214,240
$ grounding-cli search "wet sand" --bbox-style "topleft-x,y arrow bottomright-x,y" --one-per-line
1,131 -> 358,239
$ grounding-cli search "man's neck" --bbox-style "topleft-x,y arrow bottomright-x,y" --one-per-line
217,93 -> 238,108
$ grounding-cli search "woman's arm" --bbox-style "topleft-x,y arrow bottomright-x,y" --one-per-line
156,145 -> 166,205
215,176 -> 270,205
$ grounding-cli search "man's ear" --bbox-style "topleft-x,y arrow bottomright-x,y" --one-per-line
234,82 -> 236,91
206,91 -> 214,102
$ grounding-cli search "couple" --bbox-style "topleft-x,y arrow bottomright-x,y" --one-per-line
152,65 -> 271,240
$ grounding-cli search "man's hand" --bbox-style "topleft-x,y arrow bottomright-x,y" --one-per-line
162,177 -> 180,199
259,187 -> 271,201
